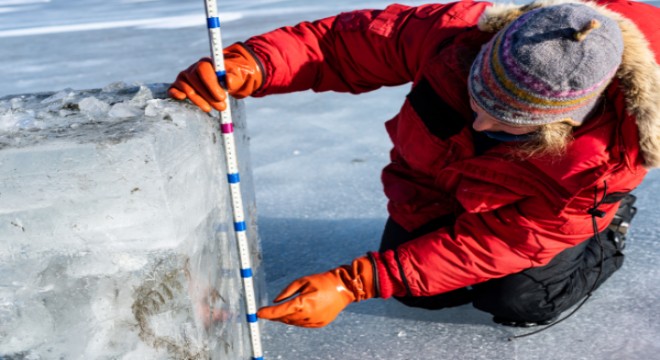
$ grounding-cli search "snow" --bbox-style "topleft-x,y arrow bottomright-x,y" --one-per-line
1,0 -> 659,359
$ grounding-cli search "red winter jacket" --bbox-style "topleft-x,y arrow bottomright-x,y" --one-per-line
245,0 -> 660,298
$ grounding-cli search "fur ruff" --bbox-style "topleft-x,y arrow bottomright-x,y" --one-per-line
478,0 -> 660,168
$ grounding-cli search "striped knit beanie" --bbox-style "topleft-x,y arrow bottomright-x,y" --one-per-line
468,3 -> 624,126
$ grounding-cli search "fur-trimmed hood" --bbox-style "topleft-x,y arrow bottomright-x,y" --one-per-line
477,0 -> 660,168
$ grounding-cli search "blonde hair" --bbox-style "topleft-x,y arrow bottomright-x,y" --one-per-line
512,121 -> 575,160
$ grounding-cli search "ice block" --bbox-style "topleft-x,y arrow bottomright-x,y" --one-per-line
0,83 -> 265,359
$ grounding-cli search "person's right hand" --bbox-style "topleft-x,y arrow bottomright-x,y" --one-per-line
168,43 -> 263,112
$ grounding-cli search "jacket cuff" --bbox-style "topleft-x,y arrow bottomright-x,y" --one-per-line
369,251 -> 407,299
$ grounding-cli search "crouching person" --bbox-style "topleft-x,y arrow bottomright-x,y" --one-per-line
169,0 -> 659,328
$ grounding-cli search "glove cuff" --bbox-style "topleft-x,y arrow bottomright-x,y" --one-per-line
223,42 -> 265,98
233,42 -> 266,94
348,256 -> 378,302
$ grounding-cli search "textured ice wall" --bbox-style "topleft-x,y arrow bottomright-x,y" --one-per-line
0,83 -> 265,359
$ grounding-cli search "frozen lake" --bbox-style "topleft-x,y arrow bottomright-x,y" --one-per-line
1,0 -> 659,359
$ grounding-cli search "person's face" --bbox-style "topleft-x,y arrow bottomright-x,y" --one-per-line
469,97 -> 540,135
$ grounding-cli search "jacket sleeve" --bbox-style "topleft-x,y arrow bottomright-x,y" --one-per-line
371,196 -> 620,298
244,2 -> 490,96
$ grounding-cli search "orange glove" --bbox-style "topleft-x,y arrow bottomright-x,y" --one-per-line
257,256 -> 378,328
168,43 -> 263,112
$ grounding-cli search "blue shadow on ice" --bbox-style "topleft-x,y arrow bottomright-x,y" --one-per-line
257,216 -> 494,326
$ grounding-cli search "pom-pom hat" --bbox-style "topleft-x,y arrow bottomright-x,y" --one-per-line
468,3 -> 624,126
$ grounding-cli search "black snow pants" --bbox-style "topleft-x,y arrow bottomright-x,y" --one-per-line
378,194 -> 636,324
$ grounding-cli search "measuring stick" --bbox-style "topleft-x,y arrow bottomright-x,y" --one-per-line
203,2 -> 263,359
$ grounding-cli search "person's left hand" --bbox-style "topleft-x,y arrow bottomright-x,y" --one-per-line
257,256 -> 377,328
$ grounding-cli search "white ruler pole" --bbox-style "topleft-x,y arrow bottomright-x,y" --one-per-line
203,2 -> 263,359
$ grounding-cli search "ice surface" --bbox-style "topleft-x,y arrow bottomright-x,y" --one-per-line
0,84 -> 265,359
0,0 -> 659,359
